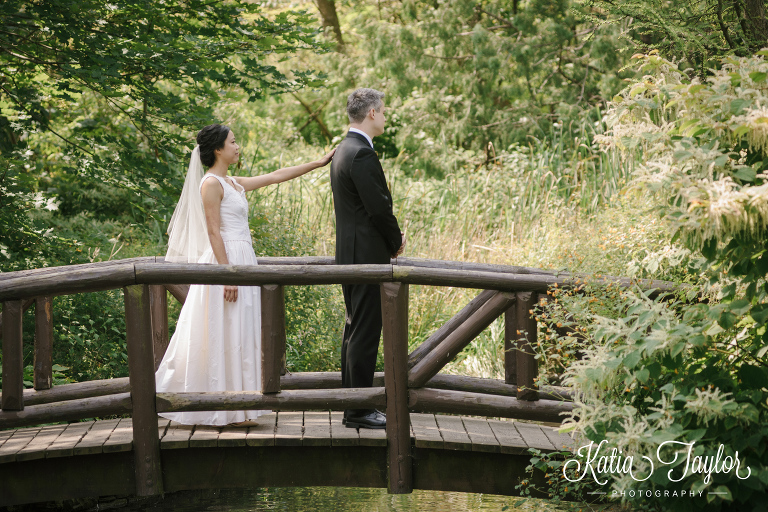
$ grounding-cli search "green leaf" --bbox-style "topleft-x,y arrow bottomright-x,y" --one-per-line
714,154 -> 730,167
733,124 -> 751,138
738,365 -> 768,388
689,334 -> 707,347
718,311 -> 738,329
728,298 -> 752,316
623,350 -> 642,369
687,428 -> 707,441
750,304 -> 768,325
671,341 -> 686,357
734,167 -> 756,182
749,71 -> 768,83
730,98 -> 751,116
636,368 -> 650,383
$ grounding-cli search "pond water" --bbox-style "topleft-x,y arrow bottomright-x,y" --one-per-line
105,487 -> 573,512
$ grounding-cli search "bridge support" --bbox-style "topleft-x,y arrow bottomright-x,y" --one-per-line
149,285 -> 169,371
1,300 -> 24,411
381,282 -> 412,494
511,292 -> 539,401
34,296 -> 54,391
124,284 -> 163,497
261,284 -> 286,393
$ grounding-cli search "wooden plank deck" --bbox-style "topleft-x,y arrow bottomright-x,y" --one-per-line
0,412 -> 575,463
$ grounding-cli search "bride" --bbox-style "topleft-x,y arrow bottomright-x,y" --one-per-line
156,124 -> 334,426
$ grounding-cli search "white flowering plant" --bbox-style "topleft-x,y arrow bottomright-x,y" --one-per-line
557,52 -> 768,511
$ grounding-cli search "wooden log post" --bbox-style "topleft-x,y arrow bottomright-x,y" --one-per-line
34,296 -> 53,391
514,292 -> 539,401
149,285 -> 169,371
124,284 -> 163,497
261,284 -> 286,394
408,292 -> 516,389
381,282 -> 412,494
1,300 -> 24,411
504,304 -> 517,385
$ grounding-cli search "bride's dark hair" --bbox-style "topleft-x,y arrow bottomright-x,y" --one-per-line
197,124 -> 231,168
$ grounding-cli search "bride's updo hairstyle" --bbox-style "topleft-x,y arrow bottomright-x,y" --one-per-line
197,124 -> 231,168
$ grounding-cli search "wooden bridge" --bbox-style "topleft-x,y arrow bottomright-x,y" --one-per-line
0,257 -> 673,507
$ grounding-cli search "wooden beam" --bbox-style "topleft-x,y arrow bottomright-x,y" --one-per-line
261,284 -> 286,393
149,285 -> 169,371
33,297 -> 54,390
407,289 -> 496,369
135,263 -> 394,287
0,392 -> 132,429
155,388 -> 386,413
1,300 -> 24,411
163,283 -> 189,304
0,372 -> 573,410
394,266 -> 572,292
504,304 -> 517,385
394,257 -> 556,276
0,257 -> 681,302
424,374 -> 573,402
124,284 -> 163,497
278,372 -> 574,401
0,257 -> 153,283
408,292 -> 516,388
408,388 -> 571,423
381,282 -> 412,494
0,263 -> 137,301
514,292 -> 538,401
3,377 -> 131,407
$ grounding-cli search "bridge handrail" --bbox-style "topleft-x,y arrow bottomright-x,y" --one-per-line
0,256 -> 681,301
0,256 -> 683,497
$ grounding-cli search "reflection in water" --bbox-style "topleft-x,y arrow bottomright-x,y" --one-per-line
108,487 -> 571,511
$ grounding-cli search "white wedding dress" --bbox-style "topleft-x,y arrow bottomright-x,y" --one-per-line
156,173 -> 268,426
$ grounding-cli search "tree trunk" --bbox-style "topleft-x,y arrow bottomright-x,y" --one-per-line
745,0 -> 768,48
314,0 -> 345,50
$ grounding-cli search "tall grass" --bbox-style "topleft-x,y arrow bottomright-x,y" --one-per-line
234,118 -> 663,378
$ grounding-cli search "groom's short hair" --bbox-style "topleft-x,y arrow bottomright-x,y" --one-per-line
347,88 -> 385,123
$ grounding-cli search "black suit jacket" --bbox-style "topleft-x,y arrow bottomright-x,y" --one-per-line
331,132 -> 401,265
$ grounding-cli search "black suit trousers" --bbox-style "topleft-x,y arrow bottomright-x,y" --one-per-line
340,282 -> 382,393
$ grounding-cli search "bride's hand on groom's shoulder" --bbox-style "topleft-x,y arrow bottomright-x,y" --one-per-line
316,148 -> 336,168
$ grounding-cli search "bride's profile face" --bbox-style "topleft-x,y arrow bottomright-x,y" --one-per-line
215,130 -> 240,166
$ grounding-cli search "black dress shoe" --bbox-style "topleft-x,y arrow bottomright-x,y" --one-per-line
345,410 -> 386,429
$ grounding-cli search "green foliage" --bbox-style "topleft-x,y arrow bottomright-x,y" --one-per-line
0,0 -> 324,270
47,290 -> 129,382
22,364 -> 70,389
514,448 -> 606,507
580,0 -> 768,71
561,52 -> 768,511
252,0 -> 636,180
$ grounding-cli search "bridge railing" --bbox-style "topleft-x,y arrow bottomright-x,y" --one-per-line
0,256 -> 677,496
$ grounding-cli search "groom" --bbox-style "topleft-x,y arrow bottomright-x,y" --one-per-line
331,88 -> 405,429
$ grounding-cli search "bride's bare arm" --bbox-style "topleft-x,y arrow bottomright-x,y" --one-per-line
235,149 -> 335,192
201,179 -> 238,302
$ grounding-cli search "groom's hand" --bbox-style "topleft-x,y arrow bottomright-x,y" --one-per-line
394,232 -> 406,257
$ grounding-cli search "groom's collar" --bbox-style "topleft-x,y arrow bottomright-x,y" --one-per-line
347,128 -> 374,149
